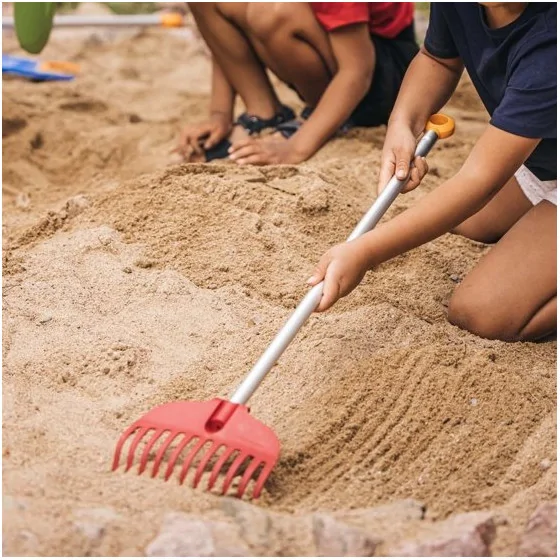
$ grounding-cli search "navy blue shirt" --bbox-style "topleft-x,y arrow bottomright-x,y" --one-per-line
425,2 -> 556,180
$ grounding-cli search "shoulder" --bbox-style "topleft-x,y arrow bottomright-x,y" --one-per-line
509,16 -> 556,90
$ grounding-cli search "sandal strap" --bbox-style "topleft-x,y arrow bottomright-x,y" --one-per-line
236,104 -> 295,134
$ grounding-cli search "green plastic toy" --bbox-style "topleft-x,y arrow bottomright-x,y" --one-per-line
14,2 -> 56,54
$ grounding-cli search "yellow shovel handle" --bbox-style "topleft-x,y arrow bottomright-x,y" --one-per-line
160,13 -> 184,28
425,113 -> 455,139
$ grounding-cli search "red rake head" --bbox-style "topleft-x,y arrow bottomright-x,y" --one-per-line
112,398 -> 280,499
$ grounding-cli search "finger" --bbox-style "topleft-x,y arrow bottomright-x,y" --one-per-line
315,270 -> 340,312
306,258 -> 329,286
235,154 -> 267,166
394,147 -> 413,181
377,157 -> 395,196
188,136 -> 204,156
416,156 -> 429,179
229,145 -> 259,161
204,128 -> 223,149
229,138 -> 254,152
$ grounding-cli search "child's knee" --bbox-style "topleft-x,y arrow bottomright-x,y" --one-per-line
246,3 -> 296,42
448,288 -> 519,341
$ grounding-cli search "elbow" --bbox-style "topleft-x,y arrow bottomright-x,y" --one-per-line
454,167 -> 506,208
339,67 -> 373,101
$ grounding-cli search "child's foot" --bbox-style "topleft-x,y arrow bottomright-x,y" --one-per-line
202,105 -> 296,162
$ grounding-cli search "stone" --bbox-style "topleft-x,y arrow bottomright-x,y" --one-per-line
37,313 -> 53,324
388,511 -> 496,557
517,502 -> 557,557
539,458 -> 553,471
65,195 -> 90,218
220,498 -> 312,556
3,495 -> 27,512
145,512 -> 251,557
312,513 -> 379,557
73,507 -> 119,543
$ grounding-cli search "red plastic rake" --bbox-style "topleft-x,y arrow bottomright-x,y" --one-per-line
112,115 -> 455,499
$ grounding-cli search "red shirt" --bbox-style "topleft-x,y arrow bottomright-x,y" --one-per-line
311,2 -> 414,39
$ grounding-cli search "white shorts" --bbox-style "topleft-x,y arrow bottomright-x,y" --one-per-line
515,165 -> 557,206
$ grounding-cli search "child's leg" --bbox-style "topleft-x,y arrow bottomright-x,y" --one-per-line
189,3 -> 282,120
448,200 -> 556,341
239,3 -> 335,107
452,177 -> 533,243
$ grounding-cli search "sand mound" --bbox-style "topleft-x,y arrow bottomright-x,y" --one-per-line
3,18 -> 556,557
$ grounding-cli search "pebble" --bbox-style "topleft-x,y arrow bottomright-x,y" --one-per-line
65,195 -> 90,218
470,398 -> 478,406
37,313 -> 52,324
72,507 -> 119,544
312,513 -> 379,556
539,458 -> 552,470
388,512 -> 496,557
517,502 -> 557,557
450,274 -> 460,282
123,266 -> 132,274
145,513 -> 251,557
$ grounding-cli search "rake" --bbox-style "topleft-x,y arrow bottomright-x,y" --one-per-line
112,114 -> 455,499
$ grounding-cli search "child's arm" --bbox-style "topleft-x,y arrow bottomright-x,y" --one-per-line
287,23 -> 375,160
176,56 -> 235,158
377,48 -> 464,193
229,23 -> 375,165
308,124 -> 540,311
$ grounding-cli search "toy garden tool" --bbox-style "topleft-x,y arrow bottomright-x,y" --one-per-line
113,114 -> 455,499
2,54 -> 79,81
3,12 -> 185,30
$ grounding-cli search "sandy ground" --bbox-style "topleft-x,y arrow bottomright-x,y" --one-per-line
2,8 -> 557,557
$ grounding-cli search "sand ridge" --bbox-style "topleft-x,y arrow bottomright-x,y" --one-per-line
3,16 -> 556,557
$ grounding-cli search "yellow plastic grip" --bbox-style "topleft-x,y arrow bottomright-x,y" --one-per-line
425,113 -> 455,139
40,60 -> 81,75
160,13 -> 184,28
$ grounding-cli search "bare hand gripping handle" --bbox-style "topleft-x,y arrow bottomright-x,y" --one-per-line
230,114 -> 455,405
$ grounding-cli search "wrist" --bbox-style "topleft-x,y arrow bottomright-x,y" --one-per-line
288,136 -> 314,163
209,109 -> 232,123
387,112 -> 426,137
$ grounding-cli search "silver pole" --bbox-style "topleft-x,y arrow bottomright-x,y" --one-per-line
2,14 -> 167,29
230,129 -> 439,405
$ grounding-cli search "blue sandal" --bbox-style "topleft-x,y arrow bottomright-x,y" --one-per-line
275,106 -> 353,139
204,105 -> 295,161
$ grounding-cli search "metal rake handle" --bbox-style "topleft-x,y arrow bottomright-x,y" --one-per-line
230,115 -> 455,405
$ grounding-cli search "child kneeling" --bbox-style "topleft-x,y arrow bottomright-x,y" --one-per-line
176,2 -> 417,165
309,2 -> 556,342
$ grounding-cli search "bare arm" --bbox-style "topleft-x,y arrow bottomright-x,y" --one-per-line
290,23 -> 375,160
177,56 -> 236,156
378,49 -> 464,193
390,47 -> 464,134
310,125 -> 540,311
364,126 -> 539,266
209,55 -> 236,122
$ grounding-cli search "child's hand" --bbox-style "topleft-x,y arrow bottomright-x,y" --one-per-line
175,114 -> 231,160
307,240 -> 371,312
229,135 -> 304,165
377,126 -> 429,195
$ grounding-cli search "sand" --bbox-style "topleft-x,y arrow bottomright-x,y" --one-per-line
2,11 -> 556,557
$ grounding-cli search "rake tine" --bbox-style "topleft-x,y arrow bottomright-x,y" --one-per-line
207,447 -> 236,491
151,431 -> 178,478
112,424 -> 138,471
252,461 -> 273,499
138,429 -> 165,475
193,442 -> 220,489
164,434 -> 194,481
222,453 -> 248,496
236,457 -> 262,498
178,439 -> 206,485
126,427 -> 149,471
